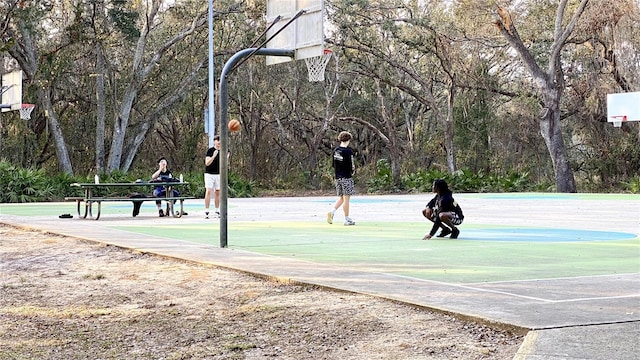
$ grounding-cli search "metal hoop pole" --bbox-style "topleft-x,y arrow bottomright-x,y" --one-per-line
218,48 -> 294,248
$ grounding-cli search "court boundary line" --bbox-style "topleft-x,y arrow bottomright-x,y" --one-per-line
383,272 -> 640,303
465,272 -> 640,285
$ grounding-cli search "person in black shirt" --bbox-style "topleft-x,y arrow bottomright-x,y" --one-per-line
327,131 -> 356,226
204,135 -> 222,219
422,179 -> 464,239
151,157 -> 179,217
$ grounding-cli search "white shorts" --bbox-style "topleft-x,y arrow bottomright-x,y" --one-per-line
204,173 -> 220,190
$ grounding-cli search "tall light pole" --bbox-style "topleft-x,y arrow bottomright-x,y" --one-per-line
207,0 -> 215,147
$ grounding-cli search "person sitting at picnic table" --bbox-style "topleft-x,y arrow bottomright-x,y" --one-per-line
151,157 -> 180,217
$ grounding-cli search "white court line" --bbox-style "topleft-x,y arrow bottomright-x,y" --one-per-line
390,272 -> 640,303
464,272 -> 640,285
387,273 -> 556,302
546,294 -> 640,303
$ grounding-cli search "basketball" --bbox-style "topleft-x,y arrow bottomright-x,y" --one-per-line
228,119 -> 241,132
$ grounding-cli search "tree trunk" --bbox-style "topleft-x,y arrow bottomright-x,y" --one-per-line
443,84 -> 456,173
540,93 -> 576,192
10,20 -> 73,174
107,85 -> 137,172
495,1 -> 586,192
120,58 -> 205,172
121,122 -> 151,172
374,79 -> 402,184
308,121 -> 328,187
38,87 -> 74,174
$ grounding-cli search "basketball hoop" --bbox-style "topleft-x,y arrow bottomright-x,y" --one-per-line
610,115 -> 627,128
19,104 -> 35,120
304,49 -> 333,82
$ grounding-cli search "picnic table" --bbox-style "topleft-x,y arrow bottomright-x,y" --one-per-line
66,181 -> 194,220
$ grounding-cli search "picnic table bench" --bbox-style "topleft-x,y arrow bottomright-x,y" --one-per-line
66,181 -> 194,220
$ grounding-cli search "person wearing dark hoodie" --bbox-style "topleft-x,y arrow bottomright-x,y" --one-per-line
422,179 -> 464,240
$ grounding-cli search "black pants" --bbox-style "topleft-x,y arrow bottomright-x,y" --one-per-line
129,193 -> 147,217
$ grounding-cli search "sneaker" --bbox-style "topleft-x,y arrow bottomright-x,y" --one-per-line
158,209 -> 165,217
344,218 -> 356,226
437,228 -> 452,238
327,211 -> 334,224
205,211 -> 209,219
451,228 -> 460,239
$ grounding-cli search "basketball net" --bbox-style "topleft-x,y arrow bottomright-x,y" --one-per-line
304,49 -> 333,82
611,115 -> 627,128
19,104 -> 35,120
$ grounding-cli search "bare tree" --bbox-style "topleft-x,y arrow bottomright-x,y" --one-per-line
495,1 -> 589,192
106,0 -> 207,172
7,6 -> 75,174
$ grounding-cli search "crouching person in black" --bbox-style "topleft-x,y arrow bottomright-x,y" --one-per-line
422,179 -> 464,240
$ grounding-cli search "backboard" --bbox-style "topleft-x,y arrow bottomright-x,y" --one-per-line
607,92 -> 640,127
265,0 -> 324,66
1,70 -> 23,112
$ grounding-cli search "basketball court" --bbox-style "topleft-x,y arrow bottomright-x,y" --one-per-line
1,192 -> 639,359
2,1 -> 639,358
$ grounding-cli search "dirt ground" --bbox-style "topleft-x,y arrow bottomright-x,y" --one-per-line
0,224 -> 523,359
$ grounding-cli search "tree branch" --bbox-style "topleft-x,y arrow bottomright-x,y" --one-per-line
338,116 -> 390,143
494,6 -> 548,88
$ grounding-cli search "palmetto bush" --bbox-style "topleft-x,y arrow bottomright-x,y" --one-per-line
366,159 -> 553,194
0,161 -> 259,203
622,176 -> 640,194
0,161 -> 55,203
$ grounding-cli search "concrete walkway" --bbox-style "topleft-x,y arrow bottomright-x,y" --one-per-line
1,193 -> 639,359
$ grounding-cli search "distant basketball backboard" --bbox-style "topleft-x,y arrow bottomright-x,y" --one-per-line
1,70 -> 23,112
607,92 -> 640,127
266,0 -> 324,66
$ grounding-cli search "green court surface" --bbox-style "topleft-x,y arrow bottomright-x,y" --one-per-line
0,202 -> 195,217
2,193 -> 639,286
0,202 -> 80,216
111,221 -> 639,284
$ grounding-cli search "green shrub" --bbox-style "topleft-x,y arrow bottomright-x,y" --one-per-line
366,159 -> 552,194
229,173 -> 257,198
181,172 -> 203,198
402,169 -> 449,192
101,170 -> 135,184
622,176 -> 640,194
177,172 -> 257,198
48,172 -> 78,201
0,161 -> 55,203
366,159 -> 396,192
